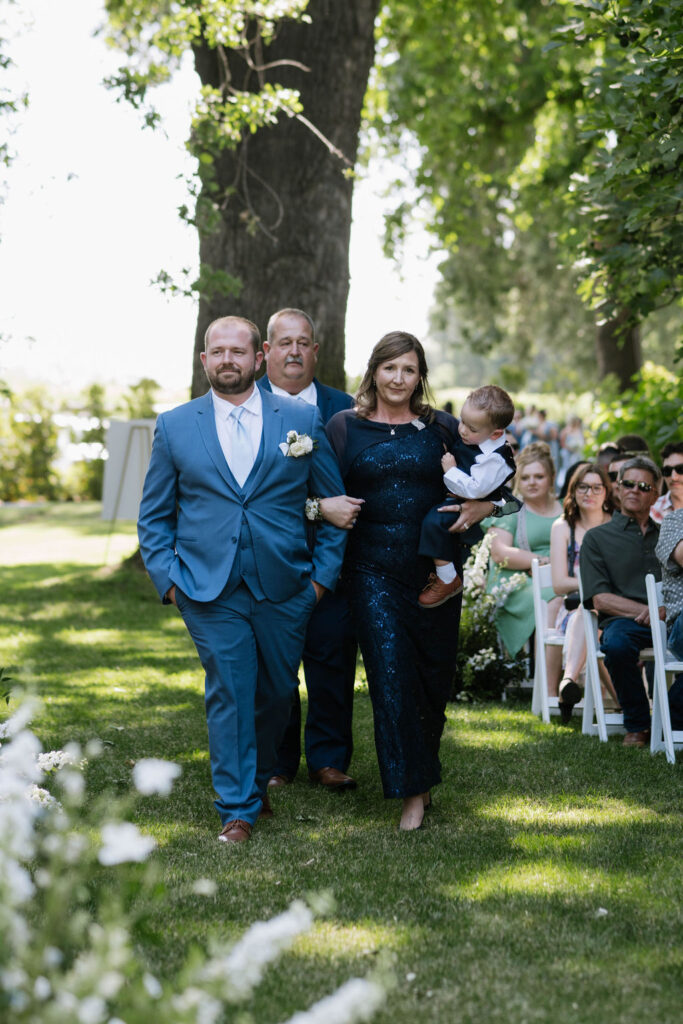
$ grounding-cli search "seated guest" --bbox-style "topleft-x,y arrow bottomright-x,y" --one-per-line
655,508 -> 683,728
550,463 -> 616,721
487,442 -> 562,691
607,451 -> 633,511
580,456 -> 662,747
559,459 -> 588,501
651,441 -> 683,523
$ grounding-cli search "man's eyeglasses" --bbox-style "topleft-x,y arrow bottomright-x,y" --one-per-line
619,479 -> 654,492
662,464 -> 683,478
607,471 -> 619,482
576,483 -> 605,495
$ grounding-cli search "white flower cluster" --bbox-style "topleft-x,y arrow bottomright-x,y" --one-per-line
488,571 -> 528,610
463,532 -> 493,596
37,748 -> 86,773
286,430 -> 314,457
467,647 -> 499,673
0,697 -> 386,1024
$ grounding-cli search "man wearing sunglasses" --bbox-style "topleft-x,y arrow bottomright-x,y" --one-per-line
580,456 -> 663,747
651,441 -> 683,524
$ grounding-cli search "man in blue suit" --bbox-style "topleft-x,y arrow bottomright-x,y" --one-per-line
138,315 -> 347,844
259,308 -> 362,791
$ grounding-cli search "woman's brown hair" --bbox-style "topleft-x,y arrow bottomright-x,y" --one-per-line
355,331 -> 434,420
562,461 -> 612,529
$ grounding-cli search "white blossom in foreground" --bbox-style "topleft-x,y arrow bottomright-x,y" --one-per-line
37,749 -> 86,773
199,899 -> 314,999
279,977 -> 386,1024
132,757 -> 182,796
98,822 -> 156,865
1,696 -> 386,1024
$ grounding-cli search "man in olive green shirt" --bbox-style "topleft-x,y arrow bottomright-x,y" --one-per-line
580,456 -> 663,747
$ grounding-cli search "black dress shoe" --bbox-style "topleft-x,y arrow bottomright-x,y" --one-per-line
558,678 -> 582,724
308,766 -> 357,790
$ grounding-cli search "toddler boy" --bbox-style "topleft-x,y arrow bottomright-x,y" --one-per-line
418,385 -> 517,607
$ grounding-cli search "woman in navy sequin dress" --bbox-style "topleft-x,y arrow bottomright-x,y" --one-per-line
325,332 -> 497,830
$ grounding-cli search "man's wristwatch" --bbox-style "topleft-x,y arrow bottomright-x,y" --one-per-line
489,503 -> 504,518
305,497 -> 324,522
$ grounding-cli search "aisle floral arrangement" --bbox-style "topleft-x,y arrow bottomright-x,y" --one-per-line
452,534 -> 529,702
0,695 -> 386,1024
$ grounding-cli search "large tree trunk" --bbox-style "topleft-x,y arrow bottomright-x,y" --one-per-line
190,0 -> 380,397
595,308 -> 642,391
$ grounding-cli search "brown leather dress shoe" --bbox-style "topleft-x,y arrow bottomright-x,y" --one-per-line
267,774 -> 292,788
259,794 -> 274,819
418,572 -> 463,608
308,766 -> 357,790
218,819 -> 252,843
623,729 -> 651,748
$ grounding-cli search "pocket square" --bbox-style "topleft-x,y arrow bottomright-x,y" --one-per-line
278,442 -> 289,456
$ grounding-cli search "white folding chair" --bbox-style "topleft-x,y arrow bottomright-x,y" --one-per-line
531,559 -> 569,723
645,573 -> 683,764
578,568 -> 624,741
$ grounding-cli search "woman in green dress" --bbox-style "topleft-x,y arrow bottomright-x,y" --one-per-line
487,442 -> 563,690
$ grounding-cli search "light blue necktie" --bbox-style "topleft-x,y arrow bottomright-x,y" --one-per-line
229,405 -> 252,487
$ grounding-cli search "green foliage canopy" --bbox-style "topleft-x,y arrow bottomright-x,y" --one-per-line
374,0 -> 683,383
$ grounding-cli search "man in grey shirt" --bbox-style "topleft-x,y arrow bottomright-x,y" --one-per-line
580,456 -> 662,747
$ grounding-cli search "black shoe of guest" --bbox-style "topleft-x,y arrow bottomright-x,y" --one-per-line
558,678 -> 582,725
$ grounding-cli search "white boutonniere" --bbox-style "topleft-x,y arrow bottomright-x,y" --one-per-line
279,430 -> 317,458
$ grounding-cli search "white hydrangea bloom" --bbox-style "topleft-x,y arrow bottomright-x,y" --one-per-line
132,758 -> 181,796
201,900 -> 313,999
278,977 -> 385,1024
98,823 -> 156,865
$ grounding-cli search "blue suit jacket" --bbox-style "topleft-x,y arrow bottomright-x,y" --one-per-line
137,388 -> 347,604
258,375 -> 354,425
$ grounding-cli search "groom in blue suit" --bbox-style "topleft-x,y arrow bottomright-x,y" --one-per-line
259,308 -> 362,791
137,315 -> 346,844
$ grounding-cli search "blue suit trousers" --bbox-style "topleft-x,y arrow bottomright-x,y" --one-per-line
175,580 -> 317,824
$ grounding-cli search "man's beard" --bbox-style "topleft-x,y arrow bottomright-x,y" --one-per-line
206,362 -> 256,395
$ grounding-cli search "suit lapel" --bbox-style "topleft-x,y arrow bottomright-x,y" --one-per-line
315,380 -> 332,424
195,391 -> 242,495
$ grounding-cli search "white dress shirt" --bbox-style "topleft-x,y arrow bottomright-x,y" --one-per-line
269,379 -> 318,406
443,434 -> 511,500
211,386 -> 263,483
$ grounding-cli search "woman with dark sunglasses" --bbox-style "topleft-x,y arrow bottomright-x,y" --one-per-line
651,441 -> 683,523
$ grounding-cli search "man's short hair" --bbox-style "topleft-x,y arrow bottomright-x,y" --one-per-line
616,433 -> 650,455
618,455 -> 662,484
266,308 -> 315,344
660,440 -> 683,461
466,385 -> 515,431
204,316 -> 261,353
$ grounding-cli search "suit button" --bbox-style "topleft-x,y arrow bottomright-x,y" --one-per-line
231,537 -> 237,544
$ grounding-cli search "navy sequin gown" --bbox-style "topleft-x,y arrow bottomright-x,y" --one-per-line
326,410 -> 462,799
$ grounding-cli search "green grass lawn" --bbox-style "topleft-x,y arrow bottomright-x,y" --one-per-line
1,503 -> 681,1024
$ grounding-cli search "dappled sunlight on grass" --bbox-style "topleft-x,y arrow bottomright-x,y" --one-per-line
298,919 -> 409,958
445,704 -> 545,749
55,627 -> 131,646
479,795 -> 671,829
2,505 -> 683,1024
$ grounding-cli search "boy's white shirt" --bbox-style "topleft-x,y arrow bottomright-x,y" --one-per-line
443,434 -> 511,500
